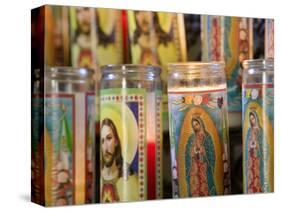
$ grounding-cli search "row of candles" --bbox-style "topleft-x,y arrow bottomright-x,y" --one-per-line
32,59 -> 274,206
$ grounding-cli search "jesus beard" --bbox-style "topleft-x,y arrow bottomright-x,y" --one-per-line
103,151 -> 115,168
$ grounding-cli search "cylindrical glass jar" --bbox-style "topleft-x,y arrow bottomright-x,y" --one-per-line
100,64 -> 163,202
242,59 -> 274,193
167,62 -> 231,198
44,67 -> 96,206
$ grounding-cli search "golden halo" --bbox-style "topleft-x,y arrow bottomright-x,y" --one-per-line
177,107 -> 223,197
157,12 -> 173,33
96,8 -> 116,35
100,102 -> 139,164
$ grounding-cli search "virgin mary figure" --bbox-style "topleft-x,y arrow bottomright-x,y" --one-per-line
185,116 -> 216,197
245,111 -> 266,193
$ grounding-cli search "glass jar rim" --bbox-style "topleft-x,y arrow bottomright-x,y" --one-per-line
101,64 -> 161,74
46,66 -> 94,78
242,58 -> 274,70
168,61 -> 225,73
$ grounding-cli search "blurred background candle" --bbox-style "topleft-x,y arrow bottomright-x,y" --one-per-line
242,59 -> 274,194
167,62 -> 231,198
100,64 -> 163,202
39,67 -> 96,206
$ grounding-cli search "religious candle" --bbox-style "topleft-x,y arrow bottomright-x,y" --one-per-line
201,16 -> 253,129
167,62 -> 231,198
242,59 -> 274,194
265,19 -> 274,59
45,5 -> 70,66
127,12 -> 187,197
99,64 -> 163,203
32,67 -> 96,206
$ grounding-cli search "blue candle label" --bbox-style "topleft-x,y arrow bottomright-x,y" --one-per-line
168,88 -> 231,198
242,84 -> 274,193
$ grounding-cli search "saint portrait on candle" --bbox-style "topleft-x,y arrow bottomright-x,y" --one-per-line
71,7 -> 95,68
185,115 -> 217,197
154,12 -> 180,81
44,97 -> 74,206
100,117 -> 138,203
245,110 -> 266,193
96,9 -> 123,66
130,11 -> 159,65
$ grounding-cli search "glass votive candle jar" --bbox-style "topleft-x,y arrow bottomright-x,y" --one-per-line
100,64 -> 163,202
167,62 -> 231,198
43,67 -> 96,206
242,59 -> 274,194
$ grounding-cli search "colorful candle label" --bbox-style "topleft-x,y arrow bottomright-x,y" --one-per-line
127,11 -> 186,82
31,95 -> 44,204
168,88 -> 231,198
70,7 -> 96,68
153,12 -> 186,82
202,16 -> 253,117
100,88 -> 147,202
85,93 -> 96,203
242,84 -> 274,193
127,11 -> 157,65
45,5 -> 70,66
201,15 -> 224,61
45,94 -> 75,206
41,93 -> 96,206
155,91 -> 163,199
95,8 -> 123,68
265,19 -> 274,59
224,17 -> 252,115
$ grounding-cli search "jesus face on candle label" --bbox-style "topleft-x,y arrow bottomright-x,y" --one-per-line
128,11 -> 158,65
95,9 -> 123,67
100,88 -> 163,201
242,85 -> 274,193
100,118 -> 123,202
100,88 -> 148,202
168,88 -> 231,198
70,7 -> 95,68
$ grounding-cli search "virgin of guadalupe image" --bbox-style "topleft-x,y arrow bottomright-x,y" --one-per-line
185,116 -> 216,197
245,111 -> 266,193
100,118 -> 138,203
